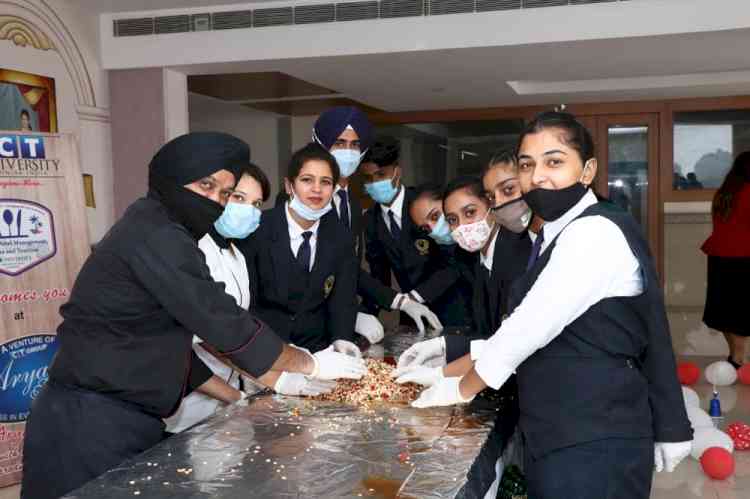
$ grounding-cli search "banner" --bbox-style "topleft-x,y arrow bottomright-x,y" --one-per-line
0,131 -> 90,487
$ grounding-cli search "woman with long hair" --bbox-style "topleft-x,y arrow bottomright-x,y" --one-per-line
702,150 -> 750,367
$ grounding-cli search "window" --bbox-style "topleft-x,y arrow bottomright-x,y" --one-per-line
673,109 -> 750,190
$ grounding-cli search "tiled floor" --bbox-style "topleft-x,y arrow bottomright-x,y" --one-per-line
651,356 -> 750,499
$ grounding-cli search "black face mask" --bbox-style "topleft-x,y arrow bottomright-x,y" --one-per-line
522,183 -> 588,222
149,173 -> 224,240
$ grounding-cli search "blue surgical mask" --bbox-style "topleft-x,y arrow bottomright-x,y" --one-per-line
331,149 -> 362,178
365,178 -> 399,205
214,202 -> 262,240
289,191 -> 332,221
429,214 -> 455,246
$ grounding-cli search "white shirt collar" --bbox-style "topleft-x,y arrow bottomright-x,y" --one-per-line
285,202 -> 320,239
540,189 -> 598,252
480,229 -> 500,272
380,185 -> 405,220
334,184 -> 349,194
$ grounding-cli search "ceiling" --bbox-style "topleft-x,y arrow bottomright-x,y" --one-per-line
76,1 -> 750,113
175,27 -> 750,113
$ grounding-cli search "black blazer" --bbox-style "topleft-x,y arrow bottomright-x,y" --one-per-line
444,228 -> 532,362
238,204 -> 359,351
359,187 -> 472,326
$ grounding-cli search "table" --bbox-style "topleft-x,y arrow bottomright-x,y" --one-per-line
65,328 -> 518,499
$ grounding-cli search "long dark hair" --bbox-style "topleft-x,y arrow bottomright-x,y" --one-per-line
713,151 -> 750,220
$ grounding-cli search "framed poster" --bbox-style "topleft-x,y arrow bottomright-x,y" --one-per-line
0,69 -> 57,133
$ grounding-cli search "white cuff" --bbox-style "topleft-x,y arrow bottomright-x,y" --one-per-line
474,354 -> 515,390
409,290 -> 425,303
391,293 -> 405,310
470,340 -> 487,361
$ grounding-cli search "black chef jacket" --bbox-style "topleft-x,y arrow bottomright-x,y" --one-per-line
49,196 -> 285,417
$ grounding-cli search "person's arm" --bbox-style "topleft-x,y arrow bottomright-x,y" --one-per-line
640,265 -> 694,442
129,224 -> 306,378
470,217 -> 638,393
443,353 -> 474,378
413,259 -> 462,304
195,375 -> 243,403
186,350 -> 213,395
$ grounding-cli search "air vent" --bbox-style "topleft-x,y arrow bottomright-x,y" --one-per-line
522,0 -> 567,8
154,15 -> 190,34
112,0 -> 633,37
295,4 -> 336,24
212,10 -> 252,30
477,0 -> 522,12
429,0 -> 473,16
191,13 -> 211,31
113,18 -> 153,37
253,7 -> 293,27
336,1 -> 379,21
380,0 -> 424,19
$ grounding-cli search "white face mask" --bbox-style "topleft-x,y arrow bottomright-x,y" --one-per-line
450,212 -> 494,253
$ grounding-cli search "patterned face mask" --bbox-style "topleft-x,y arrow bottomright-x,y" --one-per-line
451,212 -> 493,253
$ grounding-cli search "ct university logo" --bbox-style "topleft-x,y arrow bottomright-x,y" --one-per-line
0,135 -> 45,159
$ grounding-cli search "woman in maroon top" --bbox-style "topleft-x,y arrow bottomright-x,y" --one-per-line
702,151 -> 750,368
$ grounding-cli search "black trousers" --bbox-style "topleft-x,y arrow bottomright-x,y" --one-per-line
21,381 -> 165,499
524,438 -> 654,499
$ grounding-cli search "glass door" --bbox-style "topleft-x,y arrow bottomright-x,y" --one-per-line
590,114 -> 661,271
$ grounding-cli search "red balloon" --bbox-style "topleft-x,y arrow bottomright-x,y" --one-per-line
738,364 -> 750,385
700,447 -> 735,480
677,362 -> 700,385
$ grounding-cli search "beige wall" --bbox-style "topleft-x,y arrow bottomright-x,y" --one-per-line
189,94 -> 283,205
663,211 -> 728,357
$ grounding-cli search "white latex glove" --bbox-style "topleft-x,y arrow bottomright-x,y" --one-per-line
332,339 -> 362,358
397,336 -> 446,371
235,391 -> 250,407
309,345 -> 366,381
654,441 -> 692,472
398,296 -> 443,333
411,376 -> 474,408
393,365 -> 444,387
274,371 -> 336,396
354,312 -> 385,344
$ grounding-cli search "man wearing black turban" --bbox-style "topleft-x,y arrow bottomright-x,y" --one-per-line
21,132 -> 365,499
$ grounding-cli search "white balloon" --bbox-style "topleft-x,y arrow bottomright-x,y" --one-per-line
690,427 -> 734,460
686,405 -> 714,430
682,386 -> 700,408
705,361 -> 738,386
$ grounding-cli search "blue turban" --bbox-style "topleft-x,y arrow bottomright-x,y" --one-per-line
312,106 -> 373,152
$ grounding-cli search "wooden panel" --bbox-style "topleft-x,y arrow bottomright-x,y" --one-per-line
243,98 -> 383,116
188,72 -> 337,101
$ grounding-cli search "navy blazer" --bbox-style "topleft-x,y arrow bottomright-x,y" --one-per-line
238,204 -> 359,351
359,187 -> 474,327
444,228 -> 532,362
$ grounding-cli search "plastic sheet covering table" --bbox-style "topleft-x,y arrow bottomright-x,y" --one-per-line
64,328 -> 519,499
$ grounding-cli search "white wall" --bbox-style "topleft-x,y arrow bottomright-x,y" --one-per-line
189,93 -> 282,204
1,0 -> 114,243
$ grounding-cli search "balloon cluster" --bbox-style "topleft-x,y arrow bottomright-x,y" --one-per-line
676,358 -> 748,481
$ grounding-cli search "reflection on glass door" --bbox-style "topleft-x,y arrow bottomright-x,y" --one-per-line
594,114 -> 660,267
607,125 -> 650,234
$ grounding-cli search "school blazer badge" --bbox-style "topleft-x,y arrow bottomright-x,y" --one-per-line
415,238 -> 430,256
324,274 -> 335,297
